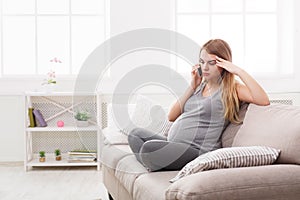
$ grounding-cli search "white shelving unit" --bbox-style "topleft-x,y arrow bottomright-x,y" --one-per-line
24,92 -> 102,171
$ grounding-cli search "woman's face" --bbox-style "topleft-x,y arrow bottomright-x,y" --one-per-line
199,49 -> 223,81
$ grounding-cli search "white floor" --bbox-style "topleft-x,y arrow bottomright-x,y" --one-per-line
0,162 -> 109,200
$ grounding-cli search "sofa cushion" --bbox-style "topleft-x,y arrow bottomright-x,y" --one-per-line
133,171 -> 177,200
232,103 -> 300,164
101,144 -> 132,169
115,155 -> 149,195
107,103 -> 136,129
170,146 -> 280,183
221,102 -> 248,148
103,127 -> 128,145
121,95 -> 173,136
166,165 -> 300,200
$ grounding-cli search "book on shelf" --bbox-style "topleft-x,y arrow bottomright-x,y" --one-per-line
68,150 -> 96,156
33,109 -> 47,127
67,150 -> 97,162
28,108 -> 47,128
68,156 -> 96,163
28,108 -> 36,127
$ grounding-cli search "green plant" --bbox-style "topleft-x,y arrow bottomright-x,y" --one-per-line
74,110 -> 90,121
54,149 -> 61,156
39,151 -> 46,158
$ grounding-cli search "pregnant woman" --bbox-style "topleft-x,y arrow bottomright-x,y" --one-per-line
128,39 -> 270,172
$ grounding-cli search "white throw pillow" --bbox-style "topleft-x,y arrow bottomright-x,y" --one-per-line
121,95 -> 173,136
107,103 -> 136,129
169,146 -> 280,183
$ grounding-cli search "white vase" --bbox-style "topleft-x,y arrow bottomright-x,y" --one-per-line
43,84 -> 56,93
76,120 -> 89,127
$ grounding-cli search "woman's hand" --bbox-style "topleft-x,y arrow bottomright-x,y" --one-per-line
216,56 -> 241,75
216,56 -> 270,106
191,64 -> 202,91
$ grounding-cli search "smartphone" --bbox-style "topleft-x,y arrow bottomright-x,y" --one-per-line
197,67 -> 202,77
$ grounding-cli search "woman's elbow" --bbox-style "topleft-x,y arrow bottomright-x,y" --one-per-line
255,97 -> 270,106
261,99 -> 270,106
168,114 -> 175,122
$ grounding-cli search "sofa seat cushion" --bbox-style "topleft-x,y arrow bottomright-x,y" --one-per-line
232,103 -> 300,164
133,171 -> 177,200
101,143 -> 132,169
115,155 -> 149,195
166,165 -> 300,200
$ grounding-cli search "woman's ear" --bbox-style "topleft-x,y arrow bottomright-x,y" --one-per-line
218,70 -> 226,83
221,69 -> 226,77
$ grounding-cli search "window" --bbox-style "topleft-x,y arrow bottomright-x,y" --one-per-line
175,0 -> 294,77
0,0 -> 107,77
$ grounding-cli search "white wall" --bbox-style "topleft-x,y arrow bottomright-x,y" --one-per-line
0,96 -> 24,161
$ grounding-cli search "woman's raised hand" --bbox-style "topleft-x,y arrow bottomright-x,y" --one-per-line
216,56 -> 241,75
191,64 -> 202,91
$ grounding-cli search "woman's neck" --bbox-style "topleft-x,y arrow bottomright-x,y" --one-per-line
202,80 -> 221,97
206,79 -> 221,89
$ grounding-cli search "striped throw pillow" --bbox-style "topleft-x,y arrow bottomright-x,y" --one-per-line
169,146 -> 280,183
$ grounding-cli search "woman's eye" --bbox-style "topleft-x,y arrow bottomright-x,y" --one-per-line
208,60 -> 217,65
199,60 -> 204,64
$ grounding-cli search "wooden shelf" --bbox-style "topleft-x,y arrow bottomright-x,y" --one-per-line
26,126 -> 99,132
24,91 -> 97,96
27,155 -> 97,167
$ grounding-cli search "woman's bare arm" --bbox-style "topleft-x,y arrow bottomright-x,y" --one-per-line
168,66 -> 202,121
216,56 -> 270,106
168,86 -> 195,122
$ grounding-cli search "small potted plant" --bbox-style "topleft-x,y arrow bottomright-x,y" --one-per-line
54,149 -> 62,161
39,151 -> 46,162
74,110 -> 90,127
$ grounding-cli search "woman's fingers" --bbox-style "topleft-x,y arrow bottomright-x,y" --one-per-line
216,56 -> 226,62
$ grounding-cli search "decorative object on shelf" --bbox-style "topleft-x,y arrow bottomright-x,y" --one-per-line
54,149 -> 62,161
42,69 -> 56,85
57,120 -> 64,127
74,110 -> 91,127
39,151 -> 46,162
33,109 -> 47,127
41,57 -> 62,93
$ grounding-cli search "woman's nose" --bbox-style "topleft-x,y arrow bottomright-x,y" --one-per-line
203,63 -> 209,70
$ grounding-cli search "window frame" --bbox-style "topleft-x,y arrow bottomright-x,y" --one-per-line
0,0 -> 109,78
174,0 -> 295,80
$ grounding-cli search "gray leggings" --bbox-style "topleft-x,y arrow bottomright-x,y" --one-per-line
128,128 -> 200,172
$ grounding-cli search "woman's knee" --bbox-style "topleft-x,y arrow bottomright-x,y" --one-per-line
140,140 -> 166,153
128,128 -> 143,144
128,127 -> 143,137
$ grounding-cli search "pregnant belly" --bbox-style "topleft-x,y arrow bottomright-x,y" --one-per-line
167,116 -> 204,148
167,115 -> 225,151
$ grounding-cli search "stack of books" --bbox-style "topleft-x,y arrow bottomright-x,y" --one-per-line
28,108 -> 47,127
67,150 -> 97,163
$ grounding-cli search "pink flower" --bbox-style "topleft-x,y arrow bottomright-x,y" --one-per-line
42,57 -> 62,85
50,57 -> 62,63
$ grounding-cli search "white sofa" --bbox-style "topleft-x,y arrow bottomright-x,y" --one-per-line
101,100 -> 300,200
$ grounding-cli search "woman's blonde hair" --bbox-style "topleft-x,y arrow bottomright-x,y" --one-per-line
201,39 -> 240,124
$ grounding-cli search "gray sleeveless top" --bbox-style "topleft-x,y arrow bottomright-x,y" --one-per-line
167,82 -> 229,153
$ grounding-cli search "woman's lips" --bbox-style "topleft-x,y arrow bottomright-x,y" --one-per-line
203,73 -> 210,76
